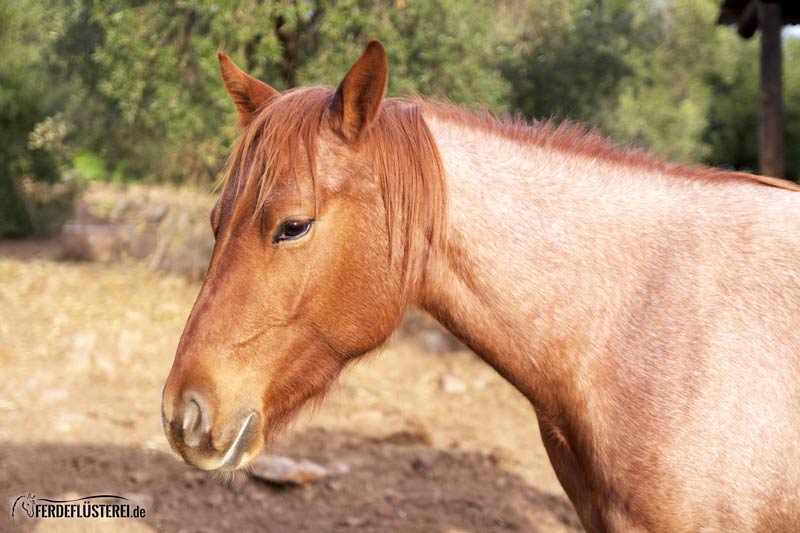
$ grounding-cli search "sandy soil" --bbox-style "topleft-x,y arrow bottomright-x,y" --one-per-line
0,252 -> 581,532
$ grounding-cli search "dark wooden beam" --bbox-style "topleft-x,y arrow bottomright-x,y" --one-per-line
737,0 -> 759,38
718,0 -> 800,37
758,0 -> 784,177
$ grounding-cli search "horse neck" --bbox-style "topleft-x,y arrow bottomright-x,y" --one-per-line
417,112 -> 679,418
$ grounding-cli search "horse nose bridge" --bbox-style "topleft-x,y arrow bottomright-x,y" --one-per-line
176,269 -> 246,356
177,288 -> 219,351
167,297 -> 233,403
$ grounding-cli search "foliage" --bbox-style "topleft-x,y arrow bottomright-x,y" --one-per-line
501,0 -> 769,164
2,0 -> 800,236
600,0 -> 725,162
783,38 -> 800,178
501,0 -> 636,125
51,0 -> 506,185
705,36 -> 760,172
0,0 -> 69,235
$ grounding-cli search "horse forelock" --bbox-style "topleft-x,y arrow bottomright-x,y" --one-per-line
219,87 -> 448,302
220,87 -> 329,229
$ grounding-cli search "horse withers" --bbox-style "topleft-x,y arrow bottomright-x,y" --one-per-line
162,41 -> 800,531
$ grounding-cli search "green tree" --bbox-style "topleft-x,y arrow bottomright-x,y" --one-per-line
502,0 -> 769,166
53,0 -> 507,184
601,0 -> 726,162
781,36 -> 800,178
705,36 -> 759,172
501,0 -> 636,125
0,0 -> 70,235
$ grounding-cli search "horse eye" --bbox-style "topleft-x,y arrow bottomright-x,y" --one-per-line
274,219 -> 313,243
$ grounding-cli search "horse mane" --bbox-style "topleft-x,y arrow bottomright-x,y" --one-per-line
420,100 -> 800,192
221,86 -> 447,301
219,89 -> 797,291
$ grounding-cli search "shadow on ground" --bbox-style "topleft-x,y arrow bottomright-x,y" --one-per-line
2,428 -> 580,532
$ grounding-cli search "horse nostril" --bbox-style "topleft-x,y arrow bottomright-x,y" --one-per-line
182,397 -> 210,448
182,400 -> 200,441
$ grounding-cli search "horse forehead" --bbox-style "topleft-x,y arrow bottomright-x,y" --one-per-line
314,133 -> 373,193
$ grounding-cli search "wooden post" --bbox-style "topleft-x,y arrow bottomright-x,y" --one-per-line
758,0 -> 784,177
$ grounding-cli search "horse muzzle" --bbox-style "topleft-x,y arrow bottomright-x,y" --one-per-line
161,390 -> 262,471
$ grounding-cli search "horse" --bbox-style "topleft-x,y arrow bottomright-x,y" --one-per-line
161,41 -> 800,531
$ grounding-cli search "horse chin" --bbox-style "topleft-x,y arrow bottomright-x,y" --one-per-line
191,449 -> 259,472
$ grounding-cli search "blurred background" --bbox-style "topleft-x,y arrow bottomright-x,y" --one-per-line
2,0 -> 800,241
1,1 -> 798,531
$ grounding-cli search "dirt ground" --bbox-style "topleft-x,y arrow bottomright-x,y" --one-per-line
0,246 -> 581,532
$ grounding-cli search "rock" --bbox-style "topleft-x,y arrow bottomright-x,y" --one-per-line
249,454 -> 328,485
439,374 -> 467,394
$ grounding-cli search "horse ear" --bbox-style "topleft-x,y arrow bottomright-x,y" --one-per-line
330,40 -> 388,143
218,52 -> 280,127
